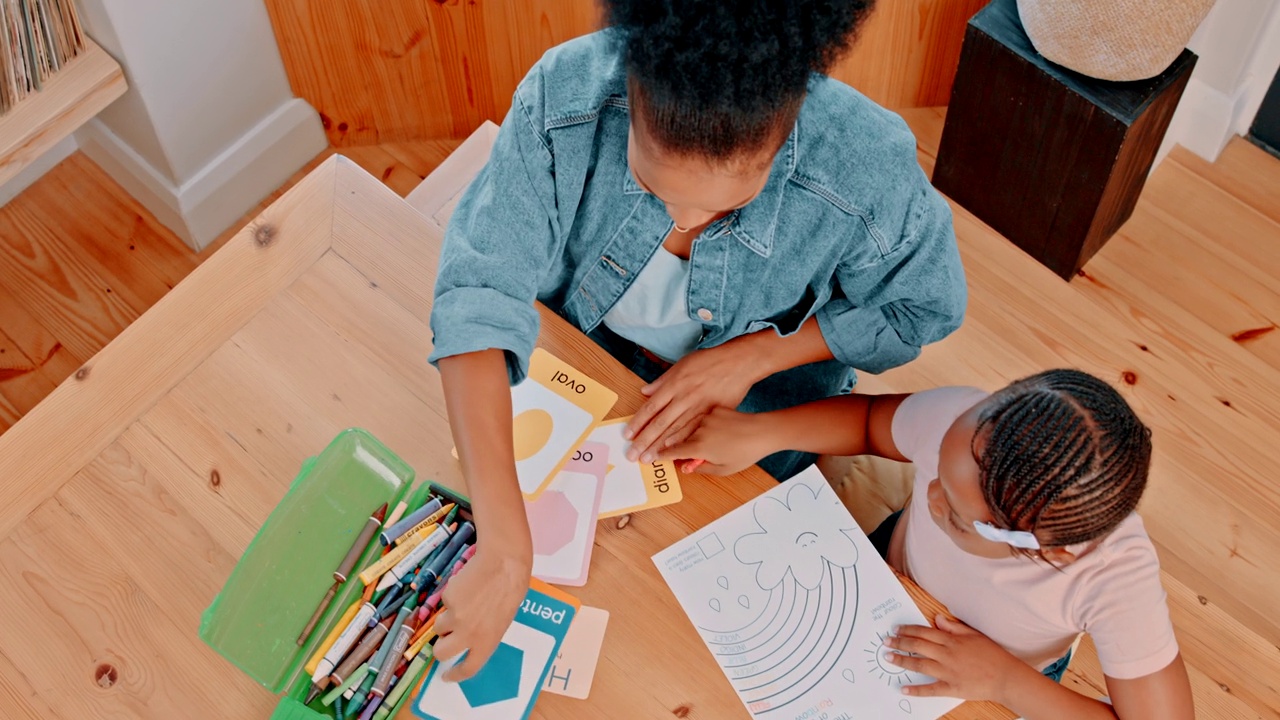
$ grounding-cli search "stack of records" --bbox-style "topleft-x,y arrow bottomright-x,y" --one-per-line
0,0 -> 85,115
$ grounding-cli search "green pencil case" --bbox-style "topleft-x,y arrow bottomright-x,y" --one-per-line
199,429 -> 417,719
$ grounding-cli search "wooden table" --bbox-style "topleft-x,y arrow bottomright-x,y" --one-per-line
0,157 -> 1011,719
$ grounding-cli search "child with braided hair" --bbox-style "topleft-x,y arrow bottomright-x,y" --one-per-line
659,369 -> 1194,719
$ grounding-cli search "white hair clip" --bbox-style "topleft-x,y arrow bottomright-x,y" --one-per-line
972,521 -> 1041,550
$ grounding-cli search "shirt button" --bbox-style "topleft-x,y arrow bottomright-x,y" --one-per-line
697,308 -> 713,322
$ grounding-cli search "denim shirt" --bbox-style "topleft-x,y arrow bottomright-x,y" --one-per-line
429,31 -> 967,387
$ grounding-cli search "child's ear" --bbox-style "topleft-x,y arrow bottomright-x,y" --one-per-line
1040,546 -> 1078,566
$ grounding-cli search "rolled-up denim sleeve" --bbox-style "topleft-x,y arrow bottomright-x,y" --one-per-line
816,182 -> 966,374
427,81 -> 559,385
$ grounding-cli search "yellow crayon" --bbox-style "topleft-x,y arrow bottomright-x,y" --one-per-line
358,523 -> 437,586
405,621 -> 438,662
306,599 -> 361,676
393,503 -> 456,546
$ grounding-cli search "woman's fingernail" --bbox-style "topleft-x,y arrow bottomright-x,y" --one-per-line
623,428 -> 634,440
642,452 -> 654,463
902,687 -> 913,696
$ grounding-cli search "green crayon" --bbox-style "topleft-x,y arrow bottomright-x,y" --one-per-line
323,663 -> 370,706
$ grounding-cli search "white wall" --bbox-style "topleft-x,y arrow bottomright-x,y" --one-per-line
71,0 -> 326,250
1163,0 -> 1280,161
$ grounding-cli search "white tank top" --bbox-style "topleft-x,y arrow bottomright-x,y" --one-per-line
601,246 -> 703,363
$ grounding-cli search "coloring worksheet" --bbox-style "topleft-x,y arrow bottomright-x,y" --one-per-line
653,468 -> 963,720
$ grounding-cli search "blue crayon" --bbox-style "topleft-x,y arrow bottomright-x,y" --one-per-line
379,498 -> 443,546
420,522 -> 475,588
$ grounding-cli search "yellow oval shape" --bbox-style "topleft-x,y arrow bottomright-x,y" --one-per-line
512,408 -> 554,461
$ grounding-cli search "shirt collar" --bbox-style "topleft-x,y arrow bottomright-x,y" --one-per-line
622,123 -> 798,259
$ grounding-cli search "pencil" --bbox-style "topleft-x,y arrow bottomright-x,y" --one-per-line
298,503 -> 388,646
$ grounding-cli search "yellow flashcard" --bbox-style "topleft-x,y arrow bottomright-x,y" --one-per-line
587,417 -> 682,518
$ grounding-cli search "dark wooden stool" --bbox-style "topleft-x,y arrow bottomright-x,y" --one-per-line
933,0 -> 1197,280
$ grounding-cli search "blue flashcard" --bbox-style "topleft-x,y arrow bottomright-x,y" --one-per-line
413,582 -> 579,720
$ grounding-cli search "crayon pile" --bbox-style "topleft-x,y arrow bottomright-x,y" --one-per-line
297,482 -> 476,720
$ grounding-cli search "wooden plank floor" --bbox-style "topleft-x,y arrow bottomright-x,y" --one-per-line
0,117 -> 1277,718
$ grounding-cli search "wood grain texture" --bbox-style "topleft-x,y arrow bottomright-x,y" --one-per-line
0,158 -> 337,539
264,0 -> 980,146
0,113 -> 1275,718
0,38 -> 127,186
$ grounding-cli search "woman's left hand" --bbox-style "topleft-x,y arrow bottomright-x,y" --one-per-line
885,615 -> 1032,704
624,344 -> 760,462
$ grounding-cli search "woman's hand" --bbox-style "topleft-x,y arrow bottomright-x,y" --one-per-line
625,345 -> 761,462
886,615 -> 1034,703
432,544 -> 533,681
656,407 -> 776,475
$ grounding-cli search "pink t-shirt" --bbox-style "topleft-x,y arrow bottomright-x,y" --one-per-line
889,387 -> 1180,679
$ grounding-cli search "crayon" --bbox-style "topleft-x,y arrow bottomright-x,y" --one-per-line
428,482 -> 471,512
333,695 -> 344,720
379,498 -> 442,546
387,653 -> 430,708
358,696 -> 383,720
383,501 -> 409,530
372,615 -> 418,698
347,668 -> 377,715
306,601 -> 376,702
392,503 -> 455,547
404,621 -> 436,662
418,522 -> 475,590
441,505 -> 460,529
322,663 -> 370,706
376,525 -> 451,591
330,617 -> 392,687
305,599 -> 360,676
372,585 -> 405,623
298,503 -> 388,646
358,523 -> 438,586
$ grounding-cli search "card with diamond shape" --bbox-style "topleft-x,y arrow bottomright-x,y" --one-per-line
413,581 -> 579,720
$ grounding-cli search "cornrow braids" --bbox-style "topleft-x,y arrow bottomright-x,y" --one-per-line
973,369 -> 1153,554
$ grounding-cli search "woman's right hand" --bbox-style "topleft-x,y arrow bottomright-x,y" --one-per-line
433,542 -> 532,681
657,406 -> 776,476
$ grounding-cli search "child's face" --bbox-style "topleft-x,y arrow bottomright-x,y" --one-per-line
926,403 -> 1018,560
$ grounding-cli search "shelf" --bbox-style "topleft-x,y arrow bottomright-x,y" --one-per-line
0,37 -> 126,187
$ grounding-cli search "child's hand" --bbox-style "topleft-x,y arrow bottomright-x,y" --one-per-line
657,406 -> 774,476
885,614 -> 1033,704
432,546 -> 531,681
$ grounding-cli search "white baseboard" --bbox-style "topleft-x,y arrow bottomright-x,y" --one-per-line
1158,77 -> 1236,165
0,135 -> 79,208
76,98 -> 327,251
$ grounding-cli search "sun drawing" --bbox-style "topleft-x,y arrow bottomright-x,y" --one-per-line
865,631 -> 911,686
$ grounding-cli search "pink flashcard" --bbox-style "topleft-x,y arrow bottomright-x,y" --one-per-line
525,441 -> 608,586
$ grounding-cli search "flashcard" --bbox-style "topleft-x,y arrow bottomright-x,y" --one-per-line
586,418 -> 682,518
414,580 -> 579,720
542,605 -> 609,700
511,349 -> 616,499
525,442 -> 608,587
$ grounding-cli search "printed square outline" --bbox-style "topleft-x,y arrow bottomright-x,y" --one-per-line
697,533 -> 725,559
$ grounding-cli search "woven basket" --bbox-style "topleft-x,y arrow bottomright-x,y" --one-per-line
1017,0 -> 1214,81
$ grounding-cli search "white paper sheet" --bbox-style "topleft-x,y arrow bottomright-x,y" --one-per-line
653,467 -> 963,720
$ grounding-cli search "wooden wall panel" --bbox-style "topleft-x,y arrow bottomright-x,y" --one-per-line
835,0 -> 990,108
264,0 -> 982,146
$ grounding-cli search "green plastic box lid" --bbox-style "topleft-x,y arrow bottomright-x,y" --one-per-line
199,429 -> 415,716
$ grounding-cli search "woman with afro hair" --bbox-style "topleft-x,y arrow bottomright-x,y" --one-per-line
429,0 -> 967,679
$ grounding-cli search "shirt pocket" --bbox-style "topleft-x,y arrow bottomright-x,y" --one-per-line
745,284 -> 827,337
